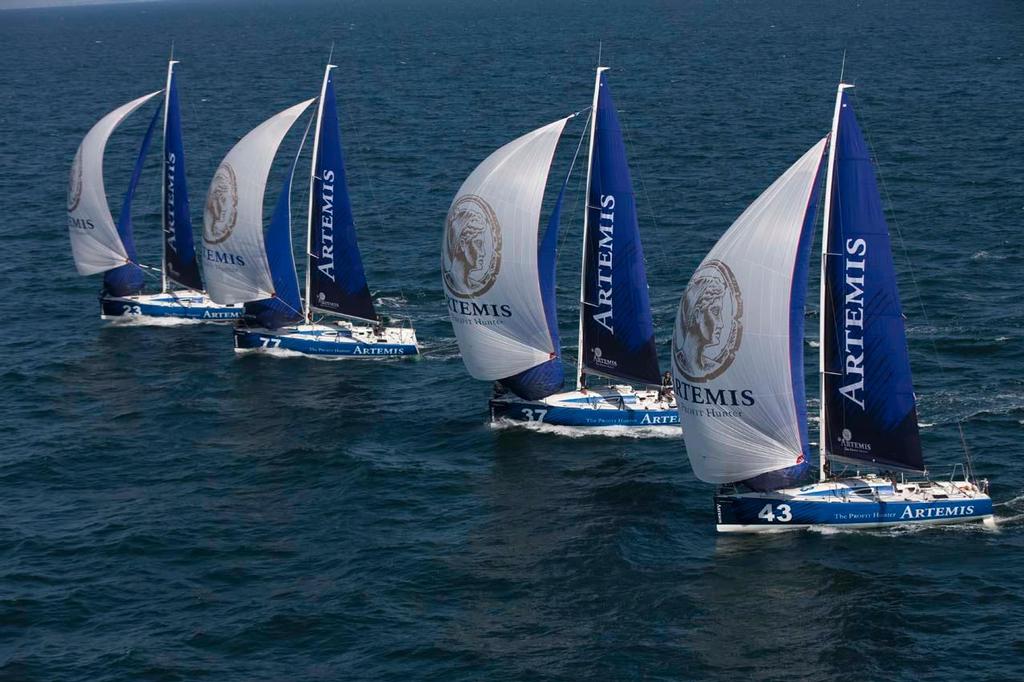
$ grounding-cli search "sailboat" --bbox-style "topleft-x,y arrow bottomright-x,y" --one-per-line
68,60 -> 243,322
203,64 -> 419,357
443,67 -> 678,427
671,83 -> 992,532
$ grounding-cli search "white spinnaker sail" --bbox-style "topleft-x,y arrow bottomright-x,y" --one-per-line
67,91 -> 162,275
672,138 -> 828,484
202,99 -> 314,305
442,117 -> 568,380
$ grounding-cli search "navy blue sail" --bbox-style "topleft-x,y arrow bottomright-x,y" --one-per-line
243,165 -> 303,329
162,65 -> 203,292
499,178 -> 568,400
308,68 -> 377,322
103,103 -> 161,297
822,91 -> 923,472
580,72 -> 660,386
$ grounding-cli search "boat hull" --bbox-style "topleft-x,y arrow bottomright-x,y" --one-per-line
490,385 -> 679,427
234,321 -> 419,357
100,291 -> 242,321
714,476 -> 993,532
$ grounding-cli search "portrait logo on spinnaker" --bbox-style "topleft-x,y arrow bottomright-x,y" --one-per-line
673,259 -> 743,383
443,194 -> 501,300
204,163 -> 238,245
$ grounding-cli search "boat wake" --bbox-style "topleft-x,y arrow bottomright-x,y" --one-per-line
105,315 -> 206,327
418,339 -> 461,361
490,418 -> 680,439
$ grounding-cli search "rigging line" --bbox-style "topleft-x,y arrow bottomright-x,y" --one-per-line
292,99 -> 318,284
553,107 -> 592,265
324,61 -> 386,270
852,88 -> 978,478
618,100 -> 668,303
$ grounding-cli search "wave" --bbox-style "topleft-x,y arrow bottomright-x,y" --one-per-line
490,418 -> 681,439
104,315 -> 210,328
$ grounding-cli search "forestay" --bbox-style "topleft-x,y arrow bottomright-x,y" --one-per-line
822,92 -> 923,472
581,72 -> 660,386
443,117 -> 569,380
202,99 -> 314,305
68,90 -> 162,276
672,138 -> 827,487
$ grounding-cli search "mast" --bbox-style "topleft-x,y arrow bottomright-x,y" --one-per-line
576,66 -> 607,390
304,64 -> 333,321
818,82 -> 853,481
161,58 -> 177,294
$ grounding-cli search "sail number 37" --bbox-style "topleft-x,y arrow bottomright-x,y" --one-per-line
757,503 -> 793,523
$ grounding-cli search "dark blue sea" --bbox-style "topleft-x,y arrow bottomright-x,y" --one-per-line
2,0 -> 1023,679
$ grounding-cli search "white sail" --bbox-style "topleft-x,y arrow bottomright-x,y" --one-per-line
202,99 -> 314,305
442,117 -> 568,380
672,138 -> 828,484
67,90 -> 162,275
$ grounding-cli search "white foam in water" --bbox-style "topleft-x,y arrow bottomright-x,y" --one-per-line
490,418 -> 681,439
419,339 -> 461,361
105,315 -> 207,327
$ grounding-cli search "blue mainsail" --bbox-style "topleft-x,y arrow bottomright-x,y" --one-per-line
243,165 -> 303,329
580,72 -> 660,386
308,68 -> 377,322
822,91 -> 923,472
162,65 -> 203,292
103,102 -> 161,297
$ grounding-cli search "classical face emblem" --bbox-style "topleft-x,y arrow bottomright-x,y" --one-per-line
68,150 -> 83,212
673,259 -> 743,383
204,163 -> 238,245
442,194 -> 501,299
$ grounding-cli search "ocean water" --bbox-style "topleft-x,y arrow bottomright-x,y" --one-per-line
2,0 -> 1023,679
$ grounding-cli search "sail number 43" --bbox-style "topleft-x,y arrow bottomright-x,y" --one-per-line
757,503 -> 793,523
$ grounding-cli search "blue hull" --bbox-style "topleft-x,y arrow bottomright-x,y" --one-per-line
715,492 -> 993,531
100,294 -> 241,321
490,399 -> 679,427
234,328 -> 418,357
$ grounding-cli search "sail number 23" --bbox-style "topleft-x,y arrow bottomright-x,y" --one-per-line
757,503 -> 793,523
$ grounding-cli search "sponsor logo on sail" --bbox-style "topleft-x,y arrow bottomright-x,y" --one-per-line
204,163 -> 238,245
68,150 -> 83,212
317,169 -> 337,282
592,194 -> 615,333
165,152 -> 178,254
591,346 -> 618,370
839,238 -> 867,408
673,259 -> 743,383
443,194 -> 501,299
838,427 -> 871,453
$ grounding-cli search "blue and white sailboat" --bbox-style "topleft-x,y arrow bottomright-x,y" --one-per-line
68,60 -> 242,322
203,65 -> 418,357
444,67 -> 677,428
672,84 -> 992,532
